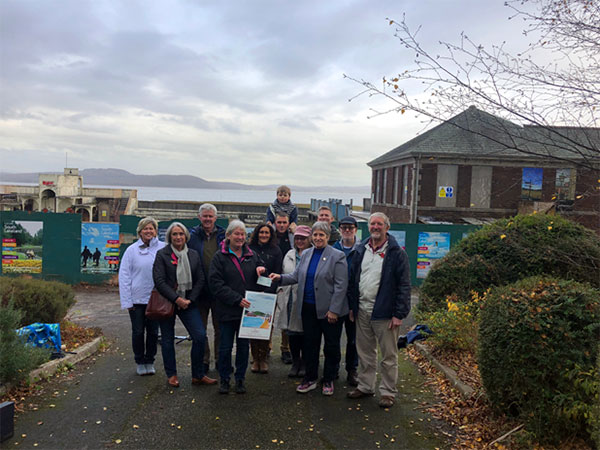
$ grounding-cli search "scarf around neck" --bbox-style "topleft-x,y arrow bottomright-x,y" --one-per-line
172,244 -> 192,298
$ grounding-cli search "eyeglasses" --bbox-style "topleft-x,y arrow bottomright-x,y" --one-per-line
294,236 -> 308,240
340,226 -> 356,231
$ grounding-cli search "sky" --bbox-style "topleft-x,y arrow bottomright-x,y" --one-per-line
0,0 -> 527,187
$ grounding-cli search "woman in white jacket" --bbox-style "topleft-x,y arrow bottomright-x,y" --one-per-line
274,225 -> 312,378
119,217 -> 165,376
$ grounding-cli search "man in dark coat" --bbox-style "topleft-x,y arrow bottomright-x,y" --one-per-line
188,203 -> 226,372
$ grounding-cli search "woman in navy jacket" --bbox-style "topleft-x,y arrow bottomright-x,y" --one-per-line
152,222 -> 216,388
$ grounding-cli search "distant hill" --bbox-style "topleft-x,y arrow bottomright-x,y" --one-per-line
0,168 -> 369,193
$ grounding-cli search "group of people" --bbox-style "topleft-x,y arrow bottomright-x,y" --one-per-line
119,186 -> 411,408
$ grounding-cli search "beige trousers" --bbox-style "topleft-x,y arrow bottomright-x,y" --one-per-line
355,309 -> 400,397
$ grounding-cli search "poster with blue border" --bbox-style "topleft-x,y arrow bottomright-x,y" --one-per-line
416,232 -> 451,279
81,223 -> 120,273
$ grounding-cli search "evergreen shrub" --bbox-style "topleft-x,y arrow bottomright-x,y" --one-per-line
0,276 -> 76,326
0,302 -> 50,384
478,276 -> 600,444
419,214 -> 600,313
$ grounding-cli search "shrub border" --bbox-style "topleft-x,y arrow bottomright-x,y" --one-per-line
0,336 -> 104,396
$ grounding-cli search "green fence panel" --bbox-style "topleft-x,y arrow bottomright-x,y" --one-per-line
1,211 -> 82,284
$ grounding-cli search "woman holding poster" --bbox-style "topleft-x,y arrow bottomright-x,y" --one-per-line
270,222 -> 348,397
119,217 -> 165,376
209,220 -> 264,395
152,222 -> 217,388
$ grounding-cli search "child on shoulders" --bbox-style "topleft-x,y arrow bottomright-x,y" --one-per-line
266,185 -> 298,233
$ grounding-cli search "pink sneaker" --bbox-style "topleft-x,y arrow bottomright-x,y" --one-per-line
296,380 -> 318,393
322,381 -> 334,396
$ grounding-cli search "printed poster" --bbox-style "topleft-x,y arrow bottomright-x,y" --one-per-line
388,230 -> 406,249
416,231 -> 451,279
81,223 -> 120,273
2,220 -> 43,273
522,167 -> 543,200
238,291 -> 277,340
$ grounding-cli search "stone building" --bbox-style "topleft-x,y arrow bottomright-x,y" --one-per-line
0,168 -> 137,222
368,106 -> 600,232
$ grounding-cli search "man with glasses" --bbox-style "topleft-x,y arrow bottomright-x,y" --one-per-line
333,216 -> 360,386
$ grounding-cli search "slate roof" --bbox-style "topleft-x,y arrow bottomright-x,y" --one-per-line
368,106 -> 600,166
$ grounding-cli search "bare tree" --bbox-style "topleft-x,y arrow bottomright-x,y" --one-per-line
346,0 -> 600,170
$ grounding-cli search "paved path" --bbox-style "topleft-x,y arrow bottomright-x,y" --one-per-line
4,287 -> 448,449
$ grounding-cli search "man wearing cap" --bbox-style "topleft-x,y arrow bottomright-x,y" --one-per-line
317,206 -> 341,245
346,212 -> 411,408
188,203 -> 226,373
333,216 -> 360,386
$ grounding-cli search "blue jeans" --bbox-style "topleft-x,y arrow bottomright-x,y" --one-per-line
129,304 -> 159,364
159,305 -> 207,379
218,320 -> 249,382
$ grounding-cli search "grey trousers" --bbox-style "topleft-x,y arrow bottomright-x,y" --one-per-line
355,309 -> 400,397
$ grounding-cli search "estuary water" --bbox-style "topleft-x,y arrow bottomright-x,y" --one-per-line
0,182 -> 370,205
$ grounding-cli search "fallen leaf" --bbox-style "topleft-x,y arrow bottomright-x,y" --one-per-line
115,439 -> 122,444
133,424 -> 139,429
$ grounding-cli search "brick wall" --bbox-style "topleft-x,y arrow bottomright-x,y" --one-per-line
491,167 -> 521,209
419,164 -> 437,207
456,165 -> 472,208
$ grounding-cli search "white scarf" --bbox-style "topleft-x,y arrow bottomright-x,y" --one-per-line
172,244 -> 192,298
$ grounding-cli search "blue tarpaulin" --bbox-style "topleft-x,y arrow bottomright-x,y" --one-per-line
16,323 -> 61,354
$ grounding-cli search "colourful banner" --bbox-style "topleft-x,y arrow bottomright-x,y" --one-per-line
81,223 -> 120,274
416,231 -> 451,279
2,221 -> 43,274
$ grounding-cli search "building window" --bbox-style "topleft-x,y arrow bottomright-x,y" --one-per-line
402,165 -> 409,206
382,169 -> 388,204
393,167 -> 399,204
521,168 -> 543,200
555,168 -> 576,201
375,170 -> 381,204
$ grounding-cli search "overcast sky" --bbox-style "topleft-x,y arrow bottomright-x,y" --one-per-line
0,0 -> 526,186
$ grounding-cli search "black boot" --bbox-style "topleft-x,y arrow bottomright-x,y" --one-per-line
288,358 -> 301,378
235,379 -> 246,394
297,360 -> 306,378
219,379 -> 230,394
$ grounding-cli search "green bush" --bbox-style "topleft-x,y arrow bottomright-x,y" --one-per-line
0,276 -> 76,326
419,214 -> 600,313
478,276 -> 600,444
418,292 -> 481,353
0,302 -> 50,384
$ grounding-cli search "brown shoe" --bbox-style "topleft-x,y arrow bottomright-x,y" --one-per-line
259,360 -> 269,374
346,389 -> 374,399
192,375 -> 217,385
251,360 -> 260,373
379,395 -> 395,408
167,375 -> 180,388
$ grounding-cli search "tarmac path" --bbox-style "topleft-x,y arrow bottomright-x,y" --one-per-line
4,286 -> 448,450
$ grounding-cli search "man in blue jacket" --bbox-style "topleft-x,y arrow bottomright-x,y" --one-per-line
333,216 -> 361,386
188,203 -> 226,372
346,212 -> 411,408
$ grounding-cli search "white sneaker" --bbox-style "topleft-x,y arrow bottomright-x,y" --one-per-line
136,364 -> 148,376
145,364 -> 156,375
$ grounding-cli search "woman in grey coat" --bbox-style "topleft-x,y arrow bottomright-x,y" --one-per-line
269,221 -> 348,396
